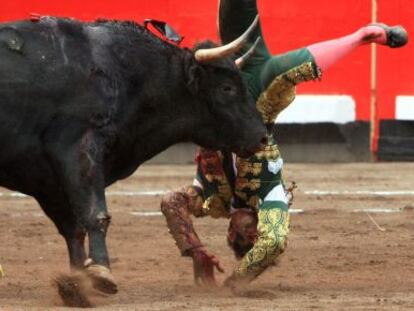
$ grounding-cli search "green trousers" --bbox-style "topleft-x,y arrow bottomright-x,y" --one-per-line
219,0 -> 316,100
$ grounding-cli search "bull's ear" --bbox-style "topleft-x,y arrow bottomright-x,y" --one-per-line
184,59 -> 203,96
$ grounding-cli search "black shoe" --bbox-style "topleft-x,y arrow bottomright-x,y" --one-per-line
369,23 -> 408,48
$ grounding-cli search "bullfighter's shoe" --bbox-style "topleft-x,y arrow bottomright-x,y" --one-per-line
370,23 -> 408,48
85,264 -> 118,294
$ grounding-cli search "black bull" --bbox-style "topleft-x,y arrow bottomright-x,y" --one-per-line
0,17 -> 266,292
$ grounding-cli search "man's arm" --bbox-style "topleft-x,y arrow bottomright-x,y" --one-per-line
161,149 -> 233,285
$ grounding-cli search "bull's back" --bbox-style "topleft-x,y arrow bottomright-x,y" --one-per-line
0,19 -> 101,177
0,19 -> 95,102
0,19 -> 97,145
0,18 -> 94,86
0,18 -> 102,194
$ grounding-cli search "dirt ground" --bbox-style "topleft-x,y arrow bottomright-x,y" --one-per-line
0,162 -> 414,310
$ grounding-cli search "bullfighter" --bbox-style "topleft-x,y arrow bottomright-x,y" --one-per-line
161,0 -> 408,289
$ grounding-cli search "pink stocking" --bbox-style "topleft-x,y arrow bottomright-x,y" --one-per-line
307,25 -> 387,72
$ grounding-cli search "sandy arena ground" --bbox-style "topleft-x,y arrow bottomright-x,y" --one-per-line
0,162 -> 414,310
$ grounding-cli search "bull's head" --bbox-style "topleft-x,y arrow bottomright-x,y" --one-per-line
185,16 -> 267,155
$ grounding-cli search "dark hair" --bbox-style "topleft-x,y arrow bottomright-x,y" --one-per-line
227,232 -> 254,259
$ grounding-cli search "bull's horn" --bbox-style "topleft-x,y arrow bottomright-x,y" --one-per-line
194,15 -> 259,63
235,36 -> 261,68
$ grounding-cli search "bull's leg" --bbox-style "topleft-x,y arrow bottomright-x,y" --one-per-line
66,229 -> 87,269
37,198 -> 87,269
82,194 -> 118,294
56,186 -> 116,294
45,132 -> 117,294
59,224 -> 87,270
75,153 -> 117,294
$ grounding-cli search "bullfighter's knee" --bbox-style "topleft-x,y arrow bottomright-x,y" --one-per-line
257,208 -> 290,259
263,228 -> 288,257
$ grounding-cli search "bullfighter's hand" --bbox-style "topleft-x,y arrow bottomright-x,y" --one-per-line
191,247 -> 224,286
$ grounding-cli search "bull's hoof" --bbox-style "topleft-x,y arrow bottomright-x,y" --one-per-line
52,273 -> 93,308
85,264 -> 118,294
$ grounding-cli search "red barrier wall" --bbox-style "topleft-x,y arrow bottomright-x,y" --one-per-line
0,0 -> 412,151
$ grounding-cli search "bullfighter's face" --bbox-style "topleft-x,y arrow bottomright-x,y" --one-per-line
227,210 -> 258,259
